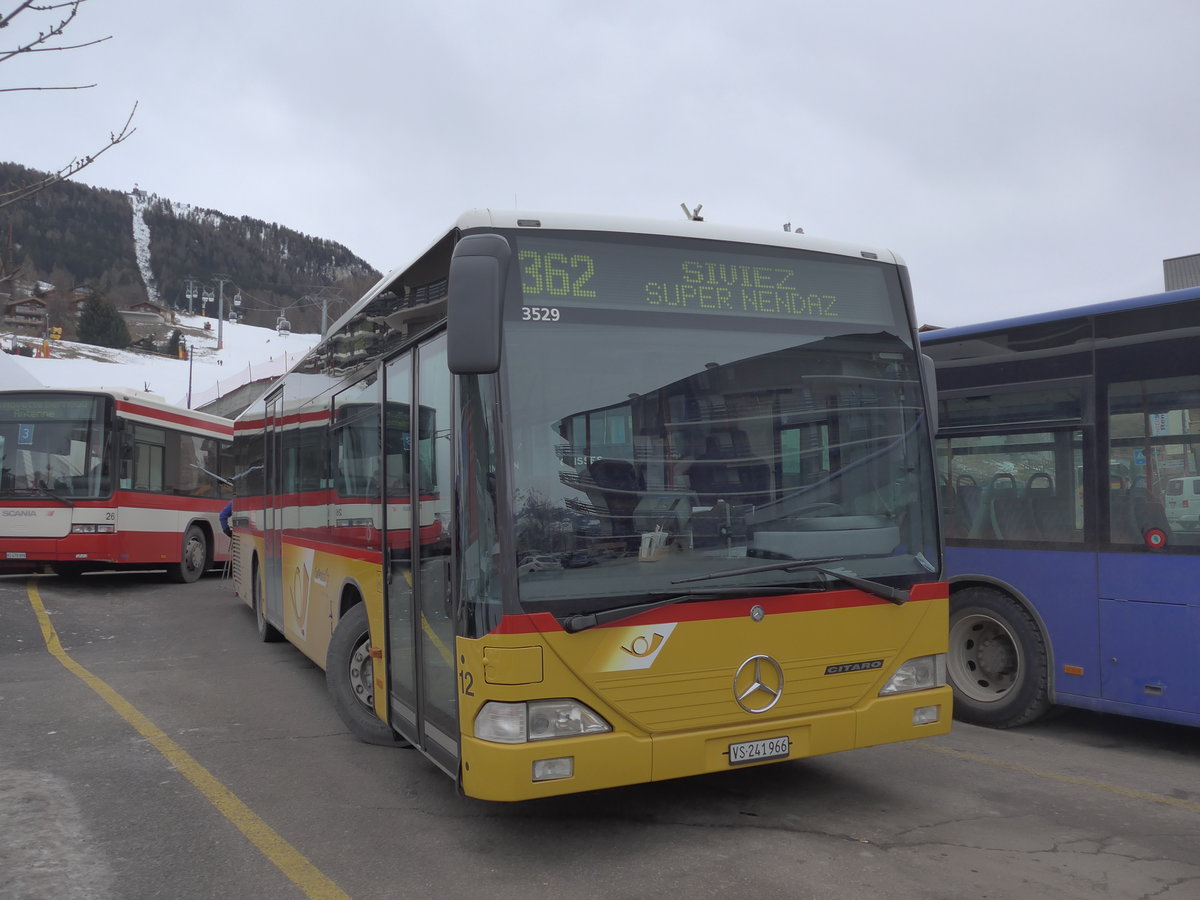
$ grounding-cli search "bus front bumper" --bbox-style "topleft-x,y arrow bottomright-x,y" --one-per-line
459,686 -> 952,801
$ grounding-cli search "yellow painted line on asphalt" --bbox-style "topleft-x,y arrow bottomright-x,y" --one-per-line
420,613 -> 454,666
929,743 -> 1200,813
27,580 -> 352,900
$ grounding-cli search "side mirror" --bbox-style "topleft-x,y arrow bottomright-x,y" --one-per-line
447,234 -> 511,374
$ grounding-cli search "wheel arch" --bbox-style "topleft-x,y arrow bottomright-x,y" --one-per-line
338,578 -> 365,620
946,573 -> 1058,701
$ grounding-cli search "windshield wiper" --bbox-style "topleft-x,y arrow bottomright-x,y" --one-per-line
561,585 -> 806,634
32,485 -> 74,508
673,557 -> 908,606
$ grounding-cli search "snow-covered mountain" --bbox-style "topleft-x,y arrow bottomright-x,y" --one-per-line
0,162 -> 380,336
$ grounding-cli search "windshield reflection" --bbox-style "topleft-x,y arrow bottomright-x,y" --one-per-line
0,394 -> 112,499
506,327 -> 937,610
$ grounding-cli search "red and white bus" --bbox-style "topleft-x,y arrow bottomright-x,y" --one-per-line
0,387 -> 234,581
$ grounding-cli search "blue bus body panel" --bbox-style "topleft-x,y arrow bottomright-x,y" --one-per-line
944,546 -> 1101,699
1097,551 -> 1198,604
1098,597 -> 1199,715
946,546 -> 1200,722
1097,551 -> 1200,715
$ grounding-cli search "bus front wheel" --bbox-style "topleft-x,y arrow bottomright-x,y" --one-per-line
947,586 -> 1051,728
252,556 -> 283,643
168,525 -> 208,584
326,603 -> 411,748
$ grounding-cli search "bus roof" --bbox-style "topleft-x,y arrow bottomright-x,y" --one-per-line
449,209 -> 904,265
276,209 -> 914,403
0,386 -> 234,434
922,284 -> 1200,343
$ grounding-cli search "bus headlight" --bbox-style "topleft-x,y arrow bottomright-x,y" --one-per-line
474,699 -> 611,744
879,654 -> 946,695
71,524 -> 115,534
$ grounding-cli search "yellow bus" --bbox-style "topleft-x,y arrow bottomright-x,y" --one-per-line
230,210 -> 950,801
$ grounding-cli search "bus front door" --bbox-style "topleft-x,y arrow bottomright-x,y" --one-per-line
384,339 -> 459,778
262,392 -> 285,633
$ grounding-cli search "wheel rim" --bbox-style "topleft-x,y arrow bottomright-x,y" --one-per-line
183,533 -> 204,573
948,611 -> 1023,703
348,635 -> 374,711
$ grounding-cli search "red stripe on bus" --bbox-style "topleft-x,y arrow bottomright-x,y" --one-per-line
241,530 -> 384,564
115,400 -> 234,437
112,492 -> 228,512
489,582 -> 945,635
233,409 -> 330,431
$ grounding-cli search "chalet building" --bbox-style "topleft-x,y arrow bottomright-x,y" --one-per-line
119,301 -> 172,326
3,296 -> 47,336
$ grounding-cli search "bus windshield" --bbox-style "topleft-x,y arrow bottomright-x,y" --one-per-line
502,232 -> 938,614
0,392 -> 113,499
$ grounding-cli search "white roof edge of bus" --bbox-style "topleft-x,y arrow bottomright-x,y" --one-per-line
454,209 -> 903,265
356,209 -> 904,301
36,385 -> 234,425
308,209 -> 908,391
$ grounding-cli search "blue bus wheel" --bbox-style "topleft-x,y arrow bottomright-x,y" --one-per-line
947,586 -> 1050,728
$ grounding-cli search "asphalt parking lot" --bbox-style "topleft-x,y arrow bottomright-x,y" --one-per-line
3,571 -> 1199,900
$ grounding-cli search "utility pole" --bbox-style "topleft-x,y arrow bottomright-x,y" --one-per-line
183,276 -> 199,315
301,288 -> 345,337
213,274 -> 231,350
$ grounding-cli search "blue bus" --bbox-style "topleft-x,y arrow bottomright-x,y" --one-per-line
921,285 -> 1200,728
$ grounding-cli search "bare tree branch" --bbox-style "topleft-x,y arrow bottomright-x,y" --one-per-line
0,82 -> 97,91
0,0 -> 92,63
0,102 -> 138,210
0,0 -> 137,209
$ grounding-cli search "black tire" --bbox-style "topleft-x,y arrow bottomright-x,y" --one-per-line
252,556 -> 283,643
167,524 -> 208,584
326,603 -> 411,747
51,563 -> 87,580
947,586 -> 1051,728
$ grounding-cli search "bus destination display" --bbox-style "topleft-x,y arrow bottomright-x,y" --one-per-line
516,236 -> 893,324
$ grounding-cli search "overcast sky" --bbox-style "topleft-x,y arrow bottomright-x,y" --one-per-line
5,0 -> 1199,327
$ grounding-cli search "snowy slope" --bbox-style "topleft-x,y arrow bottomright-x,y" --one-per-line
5,315 -> 321,410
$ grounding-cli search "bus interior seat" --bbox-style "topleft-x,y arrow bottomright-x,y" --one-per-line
944,474 -> 978,537
986,473 -> 1037,540
954,475 -> 982,531
1129,488 -> 1169,543
1108,490 -> 1139,543
1107,488 -> 1169,544
1026,472 -> 1070,540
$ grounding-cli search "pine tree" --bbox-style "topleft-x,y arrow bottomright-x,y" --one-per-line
78,293 -> 131,349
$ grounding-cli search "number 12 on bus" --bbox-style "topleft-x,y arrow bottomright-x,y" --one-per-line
232,210 -> 950,801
